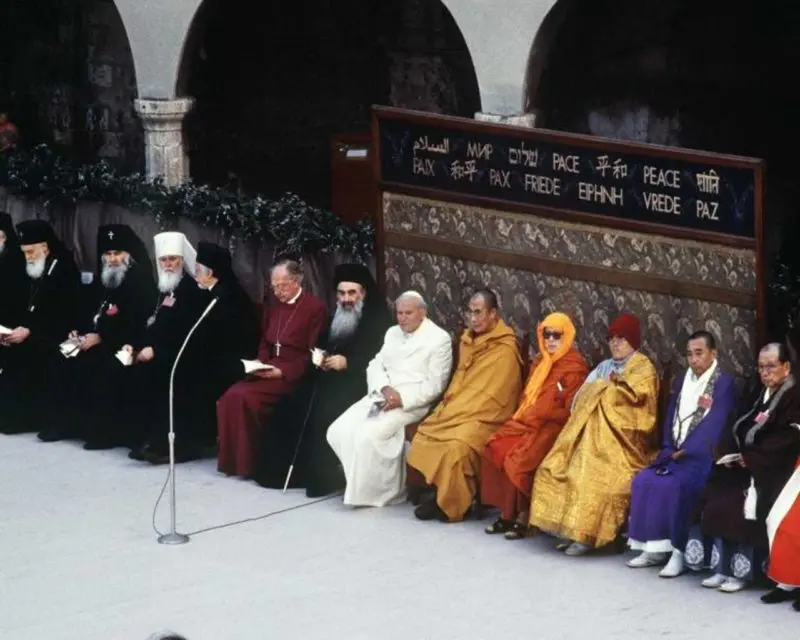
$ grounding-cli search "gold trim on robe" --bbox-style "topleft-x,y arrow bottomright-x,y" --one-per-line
529,351 -> 659,548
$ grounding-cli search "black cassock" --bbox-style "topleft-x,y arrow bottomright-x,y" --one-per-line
166,279 -> 260,455
0,253 -> 80,433
126,275 -> 206,451
45,263 -> 156,445
0,214 -> 27,373
255,302 -> 392,495
0,213 -> 27,330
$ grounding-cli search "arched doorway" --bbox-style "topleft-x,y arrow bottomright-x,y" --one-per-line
524,0 -> 800,340
0,0 -> 141,171
177,0 -> 480,207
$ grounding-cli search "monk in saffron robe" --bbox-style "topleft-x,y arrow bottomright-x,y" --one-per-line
764,454 -> 800,610
530,313 -> 659,555
216,259 -> 326,478
408,289 -> 523,522
481,312 -> 588,539
686,343 -> 800,593
626,331 -> 735,578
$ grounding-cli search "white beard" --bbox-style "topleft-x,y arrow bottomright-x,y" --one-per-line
26,256 -> 46,279
157,269 -> 183,293
0,240 -> 5,256
329,300 -> 364,342
101,261 -> 129,289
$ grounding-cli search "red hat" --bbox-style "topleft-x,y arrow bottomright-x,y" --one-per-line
608,313 -> 641,350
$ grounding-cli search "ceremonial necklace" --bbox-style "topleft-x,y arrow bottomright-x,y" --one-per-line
274,300 -> 301,357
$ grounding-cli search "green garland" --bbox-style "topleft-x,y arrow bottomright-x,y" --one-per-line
0,144 -> 375,262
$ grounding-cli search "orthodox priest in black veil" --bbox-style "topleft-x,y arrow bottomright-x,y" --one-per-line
255,263 -> 392,497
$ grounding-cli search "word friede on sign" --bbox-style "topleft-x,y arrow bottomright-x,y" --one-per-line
376,110 -> 760,239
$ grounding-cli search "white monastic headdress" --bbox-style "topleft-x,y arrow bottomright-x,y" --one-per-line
153,231 -> 197,276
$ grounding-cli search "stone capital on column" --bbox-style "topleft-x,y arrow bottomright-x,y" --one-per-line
134,98 -> 194,187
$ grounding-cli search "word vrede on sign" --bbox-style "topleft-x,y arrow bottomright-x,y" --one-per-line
375,107 -> 763,240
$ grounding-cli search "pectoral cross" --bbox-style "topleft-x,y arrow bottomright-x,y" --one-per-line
275,342 -> 281,357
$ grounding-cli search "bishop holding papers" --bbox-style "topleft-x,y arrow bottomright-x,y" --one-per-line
0,219 -> 81,433
38,224 -> 156,448
216,259 -> 326,478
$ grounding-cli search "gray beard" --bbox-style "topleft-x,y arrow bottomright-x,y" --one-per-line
158,269 -> 183,293
101,262 -> 129,289
26,256 -> 46,279
0,241 -> 5,256
329,300 -> 364,342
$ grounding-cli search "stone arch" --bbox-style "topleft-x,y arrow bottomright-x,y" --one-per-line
522,0 -> 800,338
175,0 -> 481,206
0,0 -> 142,170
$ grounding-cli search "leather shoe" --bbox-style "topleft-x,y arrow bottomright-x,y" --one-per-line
761,587 -> 799,604
413,498 -> 448,522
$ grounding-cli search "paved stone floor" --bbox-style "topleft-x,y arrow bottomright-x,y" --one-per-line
1,433 -> 796,640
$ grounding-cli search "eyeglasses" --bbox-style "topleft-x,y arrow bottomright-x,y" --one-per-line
543,331 -> 563,340
758,363 -> 781,372
608,335 -> 627,343
464,309 -> 486,317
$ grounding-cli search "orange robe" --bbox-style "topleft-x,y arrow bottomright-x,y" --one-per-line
767,457 -> 800,587
481,350 -> 588,519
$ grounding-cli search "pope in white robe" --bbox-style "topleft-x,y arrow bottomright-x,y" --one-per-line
327,291 -> 453,507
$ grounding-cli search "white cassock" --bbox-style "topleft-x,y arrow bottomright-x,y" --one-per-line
327,317 -> 453,507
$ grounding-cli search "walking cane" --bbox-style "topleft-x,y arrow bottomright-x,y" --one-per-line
282,381 -> 320,493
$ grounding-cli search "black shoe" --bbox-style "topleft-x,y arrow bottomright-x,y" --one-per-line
38,429 -> 66,443
761,587 -> 799,604
83,440 -> 116,451
128,445 -> 149,461
793,597 -> 800,612
414,497 -> 448,522
306,484 -> 341,499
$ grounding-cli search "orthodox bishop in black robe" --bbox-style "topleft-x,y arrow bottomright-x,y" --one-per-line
0,212 -> 27,331
0,219 -> 80,433
126,231 -> 206,460
143,241 -> 261,464
38,224 -> 157,447
255,263 -> 391,497
0,212 -> 27,374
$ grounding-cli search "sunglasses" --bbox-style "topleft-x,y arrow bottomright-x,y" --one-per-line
543,330 -> 563,340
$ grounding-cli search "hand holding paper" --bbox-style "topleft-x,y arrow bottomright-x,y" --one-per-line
241,359 -> 276,375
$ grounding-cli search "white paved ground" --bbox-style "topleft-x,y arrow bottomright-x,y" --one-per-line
1,433 -> 796,640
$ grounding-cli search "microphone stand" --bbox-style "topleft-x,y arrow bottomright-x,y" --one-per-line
157,296 -> 219,545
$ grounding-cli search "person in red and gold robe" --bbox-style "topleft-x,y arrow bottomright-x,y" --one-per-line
216,259 -> 326,478
762,454 -> 800,609
481,312 -> 588,539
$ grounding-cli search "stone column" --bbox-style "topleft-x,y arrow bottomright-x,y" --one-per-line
134,98 -> 194,186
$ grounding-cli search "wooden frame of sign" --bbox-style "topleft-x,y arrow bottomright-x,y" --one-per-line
370,105 -> 765,348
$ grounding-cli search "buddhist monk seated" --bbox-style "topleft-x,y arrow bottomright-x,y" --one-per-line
626,331 -> 736,577
407,289 -> 524,523
216,259 -> 326,479
686,343 -> 800,593
481,312 -> 588,539
764,452 -> 800,610
326,291 -> 452,507
529,312 -> 659,555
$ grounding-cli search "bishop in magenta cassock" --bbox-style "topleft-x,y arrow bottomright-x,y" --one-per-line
216,259 -> 326,478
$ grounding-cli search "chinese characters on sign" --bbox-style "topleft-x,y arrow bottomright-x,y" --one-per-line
387,118 -> 757,238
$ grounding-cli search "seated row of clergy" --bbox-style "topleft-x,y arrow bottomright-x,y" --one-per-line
320,290 -> 799,608
1,214 -> 798,608
0,213 -> 389,495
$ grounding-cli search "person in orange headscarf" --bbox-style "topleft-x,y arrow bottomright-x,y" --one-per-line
481,312 -> 588,539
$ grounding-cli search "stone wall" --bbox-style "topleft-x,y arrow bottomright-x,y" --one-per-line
181,0 -> 480,208
0,0 -> 141,171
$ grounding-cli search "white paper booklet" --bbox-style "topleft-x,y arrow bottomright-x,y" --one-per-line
241,359 -> 276,374
59,338 -> 81,359
0,325 -> 12,336
716,453 -> 744,466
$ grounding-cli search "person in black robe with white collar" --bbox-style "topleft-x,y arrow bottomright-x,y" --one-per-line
0,212 -> 27,373
125,231 -> 206,461
0,219 -> 80,433
142,241 -> 260,464
255,263 -> 392,497
37,224 -> 157,448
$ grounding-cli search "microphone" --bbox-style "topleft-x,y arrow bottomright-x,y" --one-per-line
157,295 -> 219,545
